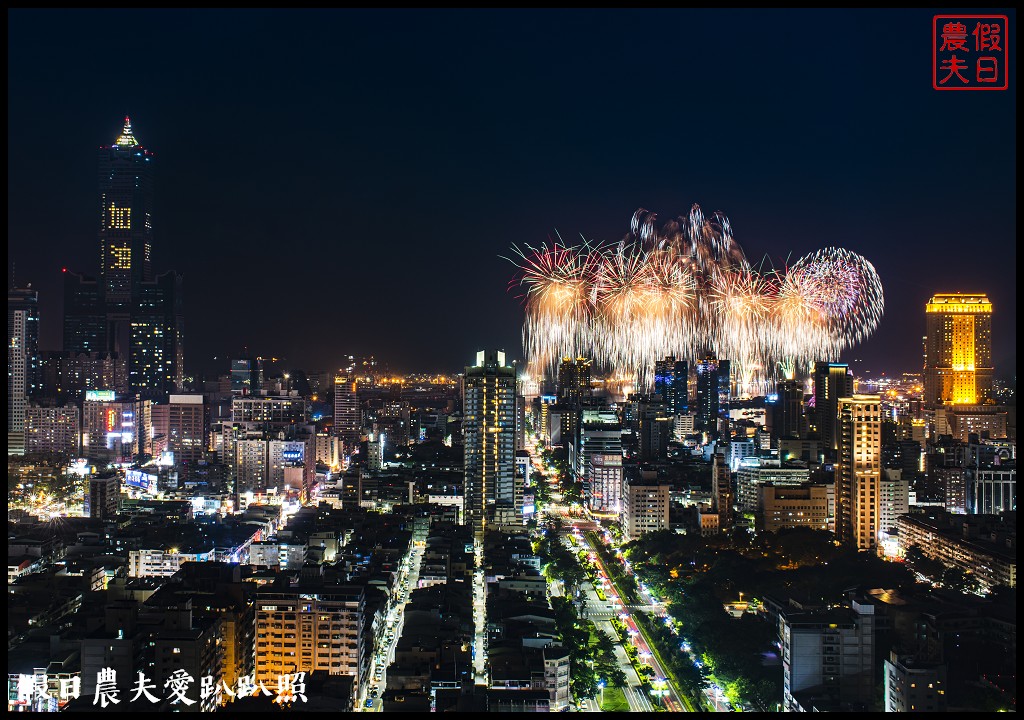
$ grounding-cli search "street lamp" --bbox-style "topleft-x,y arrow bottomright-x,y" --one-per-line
598,680 -> 605,707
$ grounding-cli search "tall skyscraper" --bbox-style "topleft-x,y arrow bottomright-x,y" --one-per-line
152,394 -> 207,476
8,286 -> 40,455
771,378 -> 805,441
557,356 -> 592,463
62,117 -> 183,400
653,356 -> 688,414
835,394 -> 882,552
333,373 -> 360,450
99,117 -> 154,315
463,350 -> 516,543
814,362 -> 854,455
557,356 -> 592,404
695,354 -> 722,437
130,270 -> 184,396
923,293 -> 993,406
62,270 -> 106,355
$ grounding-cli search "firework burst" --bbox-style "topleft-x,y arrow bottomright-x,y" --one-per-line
507,204 -> 884,395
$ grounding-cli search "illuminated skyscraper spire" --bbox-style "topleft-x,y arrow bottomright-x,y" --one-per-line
115,116 -> 138,147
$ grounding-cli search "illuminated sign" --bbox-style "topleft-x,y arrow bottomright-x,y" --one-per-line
106,409 -> 118,432
85,390 -> 116,402
125,470 -> 156,492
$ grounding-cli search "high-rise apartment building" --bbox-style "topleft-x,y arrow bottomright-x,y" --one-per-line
653,356 -> 688,415
333,374 -> 360,450
152,394 -> 207,475
575,409 -> 622,511
8,287 -> 40,455
623,475 -> 670,540
255,587 -> 367,694
923,293 -> 993,406
814,362 -> 854,455
463,350 -> 516,543
835,395 -> 882,552
25,404 -> 81,457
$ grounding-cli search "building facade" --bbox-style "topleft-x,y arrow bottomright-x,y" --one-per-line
8,287 -> 40,455
254,588 -> 366,697
923,293 -> 993,407
24,404 -> 81,457
835,395 -> 882,553
463,350 -> 516,543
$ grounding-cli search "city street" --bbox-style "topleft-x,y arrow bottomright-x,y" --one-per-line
359,538 -> 426,710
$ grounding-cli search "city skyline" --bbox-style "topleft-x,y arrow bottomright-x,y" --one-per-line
8,9 -> 1016,380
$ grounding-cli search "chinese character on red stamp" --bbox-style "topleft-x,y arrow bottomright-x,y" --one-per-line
934,15 -> 1009,90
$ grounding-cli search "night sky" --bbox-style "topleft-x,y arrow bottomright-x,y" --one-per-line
8,9 -> 1016,380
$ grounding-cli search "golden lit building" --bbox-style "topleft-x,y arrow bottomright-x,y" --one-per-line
835,395 -> 882,553
924,294 -> 993,406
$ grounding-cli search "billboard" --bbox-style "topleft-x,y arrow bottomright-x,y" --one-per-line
125,470 -> 156,493
85,389 -> 116,402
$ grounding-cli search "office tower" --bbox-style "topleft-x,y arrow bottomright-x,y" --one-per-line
99,116 -> 155,374
717,359 -> 731,418
8,287 -> 40,455
230,357 -> 263,396
835,395 -> 882,552
695,354 -> 721,437
814,362 -> 854,455
557,356 -> 591,404
130,269 -> 184,397
25,403 -> 81,457
334,373 -> 360,449
463,350 -> 516,543
923,293 -> 993,406
970,467 -> 1016,514
63,118 -> 183,399
62,270 -> 106,354
771,378 -> 805,440
89,474 -> 120,519
759,484 -> 830,533
653,356 -> 688,414
99,117 -> 154,308
557,356 -> 592,457
712,452 -> 733,530
232,395 -> 307,427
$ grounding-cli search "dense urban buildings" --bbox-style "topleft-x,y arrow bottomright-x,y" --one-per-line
4,94 -> 1014,714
